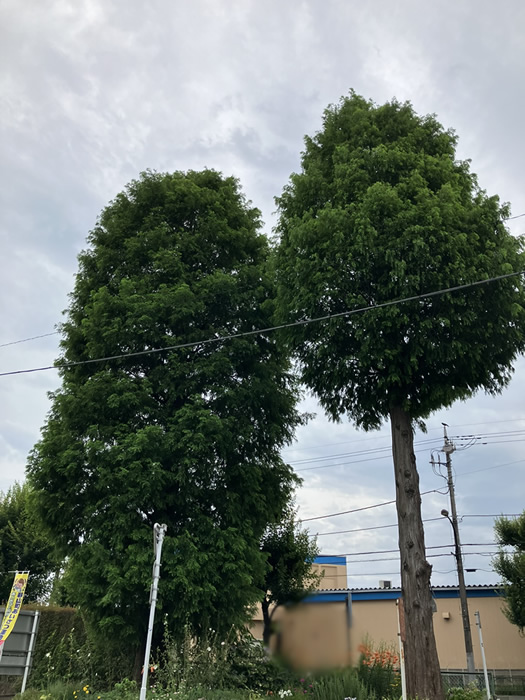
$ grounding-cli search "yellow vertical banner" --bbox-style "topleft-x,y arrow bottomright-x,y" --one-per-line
0,572 -> 28,649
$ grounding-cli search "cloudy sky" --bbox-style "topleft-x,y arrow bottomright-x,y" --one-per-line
1,0 -> 524,591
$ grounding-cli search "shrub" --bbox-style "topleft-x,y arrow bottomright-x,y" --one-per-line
310,667 -> 371,700
447,683 -> 485,700
153,623 -> 299,694
356,639 -> 400,699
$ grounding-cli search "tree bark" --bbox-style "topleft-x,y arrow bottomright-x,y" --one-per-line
390,404 -> 444,700
261,598 -> 272,647
132,638 -> 146,683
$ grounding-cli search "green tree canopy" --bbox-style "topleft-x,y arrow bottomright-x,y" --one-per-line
259,506 -> 320,646
494,512 -> 525,633
274,92 -> 525,700
0,482 -> 58,602
27,170 -> 302,651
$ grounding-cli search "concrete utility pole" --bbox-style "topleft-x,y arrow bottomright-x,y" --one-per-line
441,425 -> 476,674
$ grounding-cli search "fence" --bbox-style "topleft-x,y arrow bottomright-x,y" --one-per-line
493,672 -> 525,696
441,670 -> 495,696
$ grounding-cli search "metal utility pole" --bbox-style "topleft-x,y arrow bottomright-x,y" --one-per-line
139,523 -> 167,700
441,425 -> 475,674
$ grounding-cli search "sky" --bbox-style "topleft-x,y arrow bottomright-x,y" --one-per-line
1,0 -> 524,592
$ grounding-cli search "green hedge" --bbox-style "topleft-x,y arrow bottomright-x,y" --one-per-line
23,604 -> 133,691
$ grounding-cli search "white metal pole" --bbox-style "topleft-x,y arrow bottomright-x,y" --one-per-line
396,599 -> 407,700
21,610 -> 40,694
139,524 -> 167,700
474,611 -> 491,700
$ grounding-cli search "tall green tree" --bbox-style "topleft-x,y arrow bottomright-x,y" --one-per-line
0,482 -> 58,602
494,512 -> 525,633
273,92 -> 525,699
259,506 -> 320,646
27,170 -> 302,657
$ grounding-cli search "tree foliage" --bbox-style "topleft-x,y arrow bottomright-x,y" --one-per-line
275,92 -> 524,430
494,512 -> 525,633
27,170 -> 302,648
273,92 -> 525,700
0,482 -> 58,602
259,506 -> 320,645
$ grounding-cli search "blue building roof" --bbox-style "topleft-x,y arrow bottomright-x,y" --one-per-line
313,555 -> 347,566
303,585 -> 503,604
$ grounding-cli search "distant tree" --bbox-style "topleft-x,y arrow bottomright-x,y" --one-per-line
274,92 -> 525,700
0,482 -> 58,602
259,507 -> 320,646
494,512 -> 525,633
27,170 -> 303,663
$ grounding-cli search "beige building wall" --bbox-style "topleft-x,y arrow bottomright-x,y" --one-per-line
311,561 -> 347,590
350,592 -> 525,671
249,558 -> 349,670
251,586 -> 525,672
250,553 -> 523,672
275,600 -> 351,670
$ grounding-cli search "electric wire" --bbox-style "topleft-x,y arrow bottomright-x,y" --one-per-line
328,543 -> 499,558
344,551 -> 499,564
289,437 -> 442,465
1,270 -> 523,378
457,458 -> 525,477
282,419 -> 525,458
310,513 -> 519,538
296,447 -> 437,473
2,213 -> 524,356
0,331 -> 59,349
300,488 -> 445,523
296,432 -> 525,474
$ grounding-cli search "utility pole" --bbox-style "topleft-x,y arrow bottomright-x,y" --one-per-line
441,425 -> 476,674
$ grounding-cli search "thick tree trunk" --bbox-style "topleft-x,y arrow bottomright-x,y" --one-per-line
390,404 -> 444,700
261,598 -> 272,647
132,638 -> 146,683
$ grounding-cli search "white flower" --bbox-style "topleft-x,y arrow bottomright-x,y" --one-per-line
207,647 -> 211,652
221,641 -> 225,646
45,652 -> 51,658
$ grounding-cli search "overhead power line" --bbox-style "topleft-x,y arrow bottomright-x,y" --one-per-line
300,488 -> 445,523
296,446 -> 438,473
0,331 -> 59,349
1,213 -> 523,353
461,513 -> 520,519
297,433 -> 525,474
334,543 -> 499,557
344,551 -> 498,564
0,270 -> 523,379
311,513 -> 520,538
458,458 -> 525,477
290,437 -> 441,465
282,418 -> 525,456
